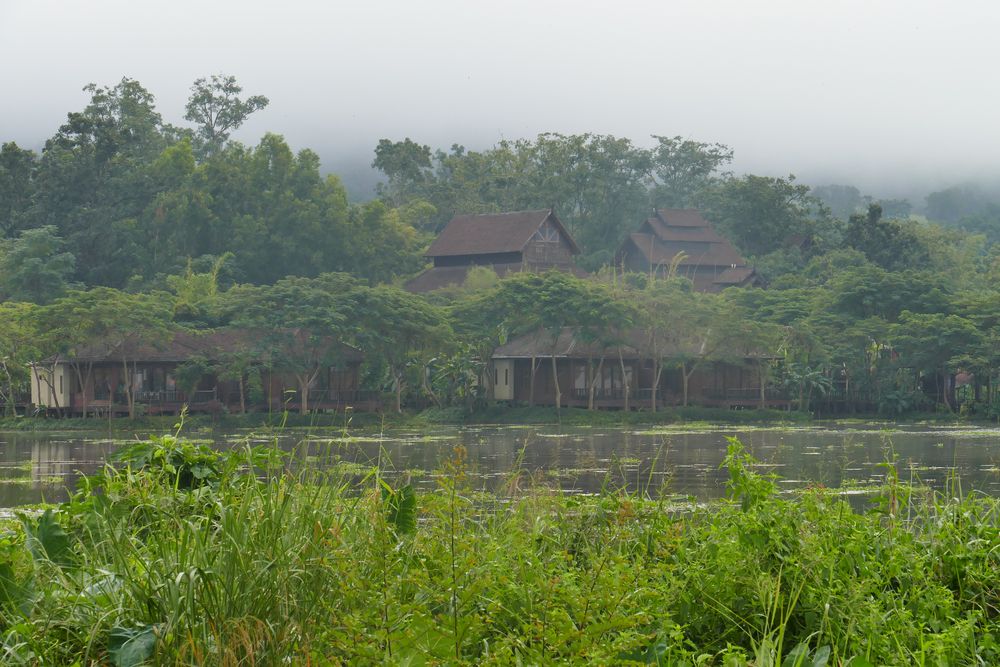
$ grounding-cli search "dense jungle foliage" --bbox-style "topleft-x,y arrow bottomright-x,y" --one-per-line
4,76 -> 1000,417
0,432 -> 995,664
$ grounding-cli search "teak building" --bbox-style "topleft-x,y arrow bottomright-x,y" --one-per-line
616,208 -> 760,292
491,328 -> 789,411
29,329 -> 377,417
405,209 -> 583,292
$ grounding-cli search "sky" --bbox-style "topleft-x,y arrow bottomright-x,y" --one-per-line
2,0 -> 999,200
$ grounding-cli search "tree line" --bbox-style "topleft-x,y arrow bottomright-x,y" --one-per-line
3,76 -> 1000,417
3,261 -> 1000,418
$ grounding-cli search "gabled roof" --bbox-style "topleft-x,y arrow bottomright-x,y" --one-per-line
654,208 -> 712,228
626,233 -> 746,268
425,209 -> 580,258
714,266 -> 757,286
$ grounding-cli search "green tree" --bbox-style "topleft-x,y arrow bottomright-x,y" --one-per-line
0,226 -> 76,304
845,204 -> 929,272
925,185 -> 985,224
0,142 -> 37,237
31,78 -> 171,286
358,286 -> 452,412
780,362 -> 833,412
166,254 -> 231,326
826,266 -> 951,322
184,74 -> 269,157
0,302 -> 40,416
491,272 -> 632,412
372,137 -> 434,209
892,311 -> 982,411
648,135 -> 732,208
40,288 -> 172,418
699,174 -> 821,257
223,274 -> 361,414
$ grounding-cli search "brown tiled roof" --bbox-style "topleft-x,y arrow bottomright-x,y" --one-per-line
425,209 -> 580,257
642,223 -> 722,243
714,266 -> 757,285
627,233 -> 745,268
655,208 -> 712,228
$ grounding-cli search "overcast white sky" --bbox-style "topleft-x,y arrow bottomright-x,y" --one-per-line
2,0 -> 999,198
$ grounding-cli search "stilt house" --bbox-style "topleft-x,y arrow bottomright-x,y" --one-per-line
491,328 -> 789,410
29,329 -> 378,417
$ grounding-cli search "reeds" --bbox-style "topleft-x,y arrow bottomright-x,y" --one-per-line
0,433 -> 996,665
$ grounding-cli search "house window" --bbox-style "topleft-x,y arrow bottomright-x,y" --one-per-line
504,367 -> 509,385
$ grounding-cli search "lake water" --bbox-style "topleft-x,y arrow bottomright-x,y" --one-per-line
1,423 -> 999,507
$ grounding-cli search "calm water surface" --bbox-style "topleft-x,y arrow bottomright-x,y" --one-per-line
1,424 -> 999,506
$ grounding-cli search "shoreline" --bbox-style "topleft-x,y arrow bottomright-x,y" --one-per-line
0,404 -> 987,435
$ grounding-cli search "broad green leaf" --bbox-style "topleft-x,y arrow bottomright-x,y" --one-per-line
108,625 -> 158,667
23,509 -> 72,566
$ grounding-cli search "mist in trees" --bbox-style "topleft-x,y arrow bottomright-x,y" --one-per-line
371,133 -> 735,269
0,77 -> 421,291
6,76 -> 1000,417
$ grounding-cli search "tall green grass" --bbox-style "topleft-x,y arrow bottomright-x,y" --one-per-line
0,433 -> 996,665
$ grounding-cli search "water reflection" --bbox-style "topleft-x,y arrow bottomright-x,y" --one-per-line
0,425 -> 999,507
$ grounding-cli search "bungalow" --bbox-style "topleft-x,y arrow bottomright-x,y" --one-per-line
491,328 -> 789,410
615,208 -> 761,292
29,329 -> 378,417
405,209 -> 585,292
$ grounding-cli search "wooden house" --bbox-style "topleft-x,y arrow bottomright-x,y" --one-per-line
491,328 -> 789,410
405,209 -> 585,292
29,329 -> 378,417
615,208 -> 761,292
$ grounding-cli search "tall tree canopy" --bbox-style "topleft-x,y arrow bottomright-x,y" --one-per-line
3,77 -> 421,290
184,74 -> 269,157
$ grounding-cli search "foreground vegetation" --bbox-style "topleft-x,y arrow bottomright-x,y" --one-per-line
0,433 -> 996,665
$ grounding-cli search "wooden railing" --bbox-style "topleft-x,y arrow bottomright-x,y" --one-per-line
93,388 -> 219,404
